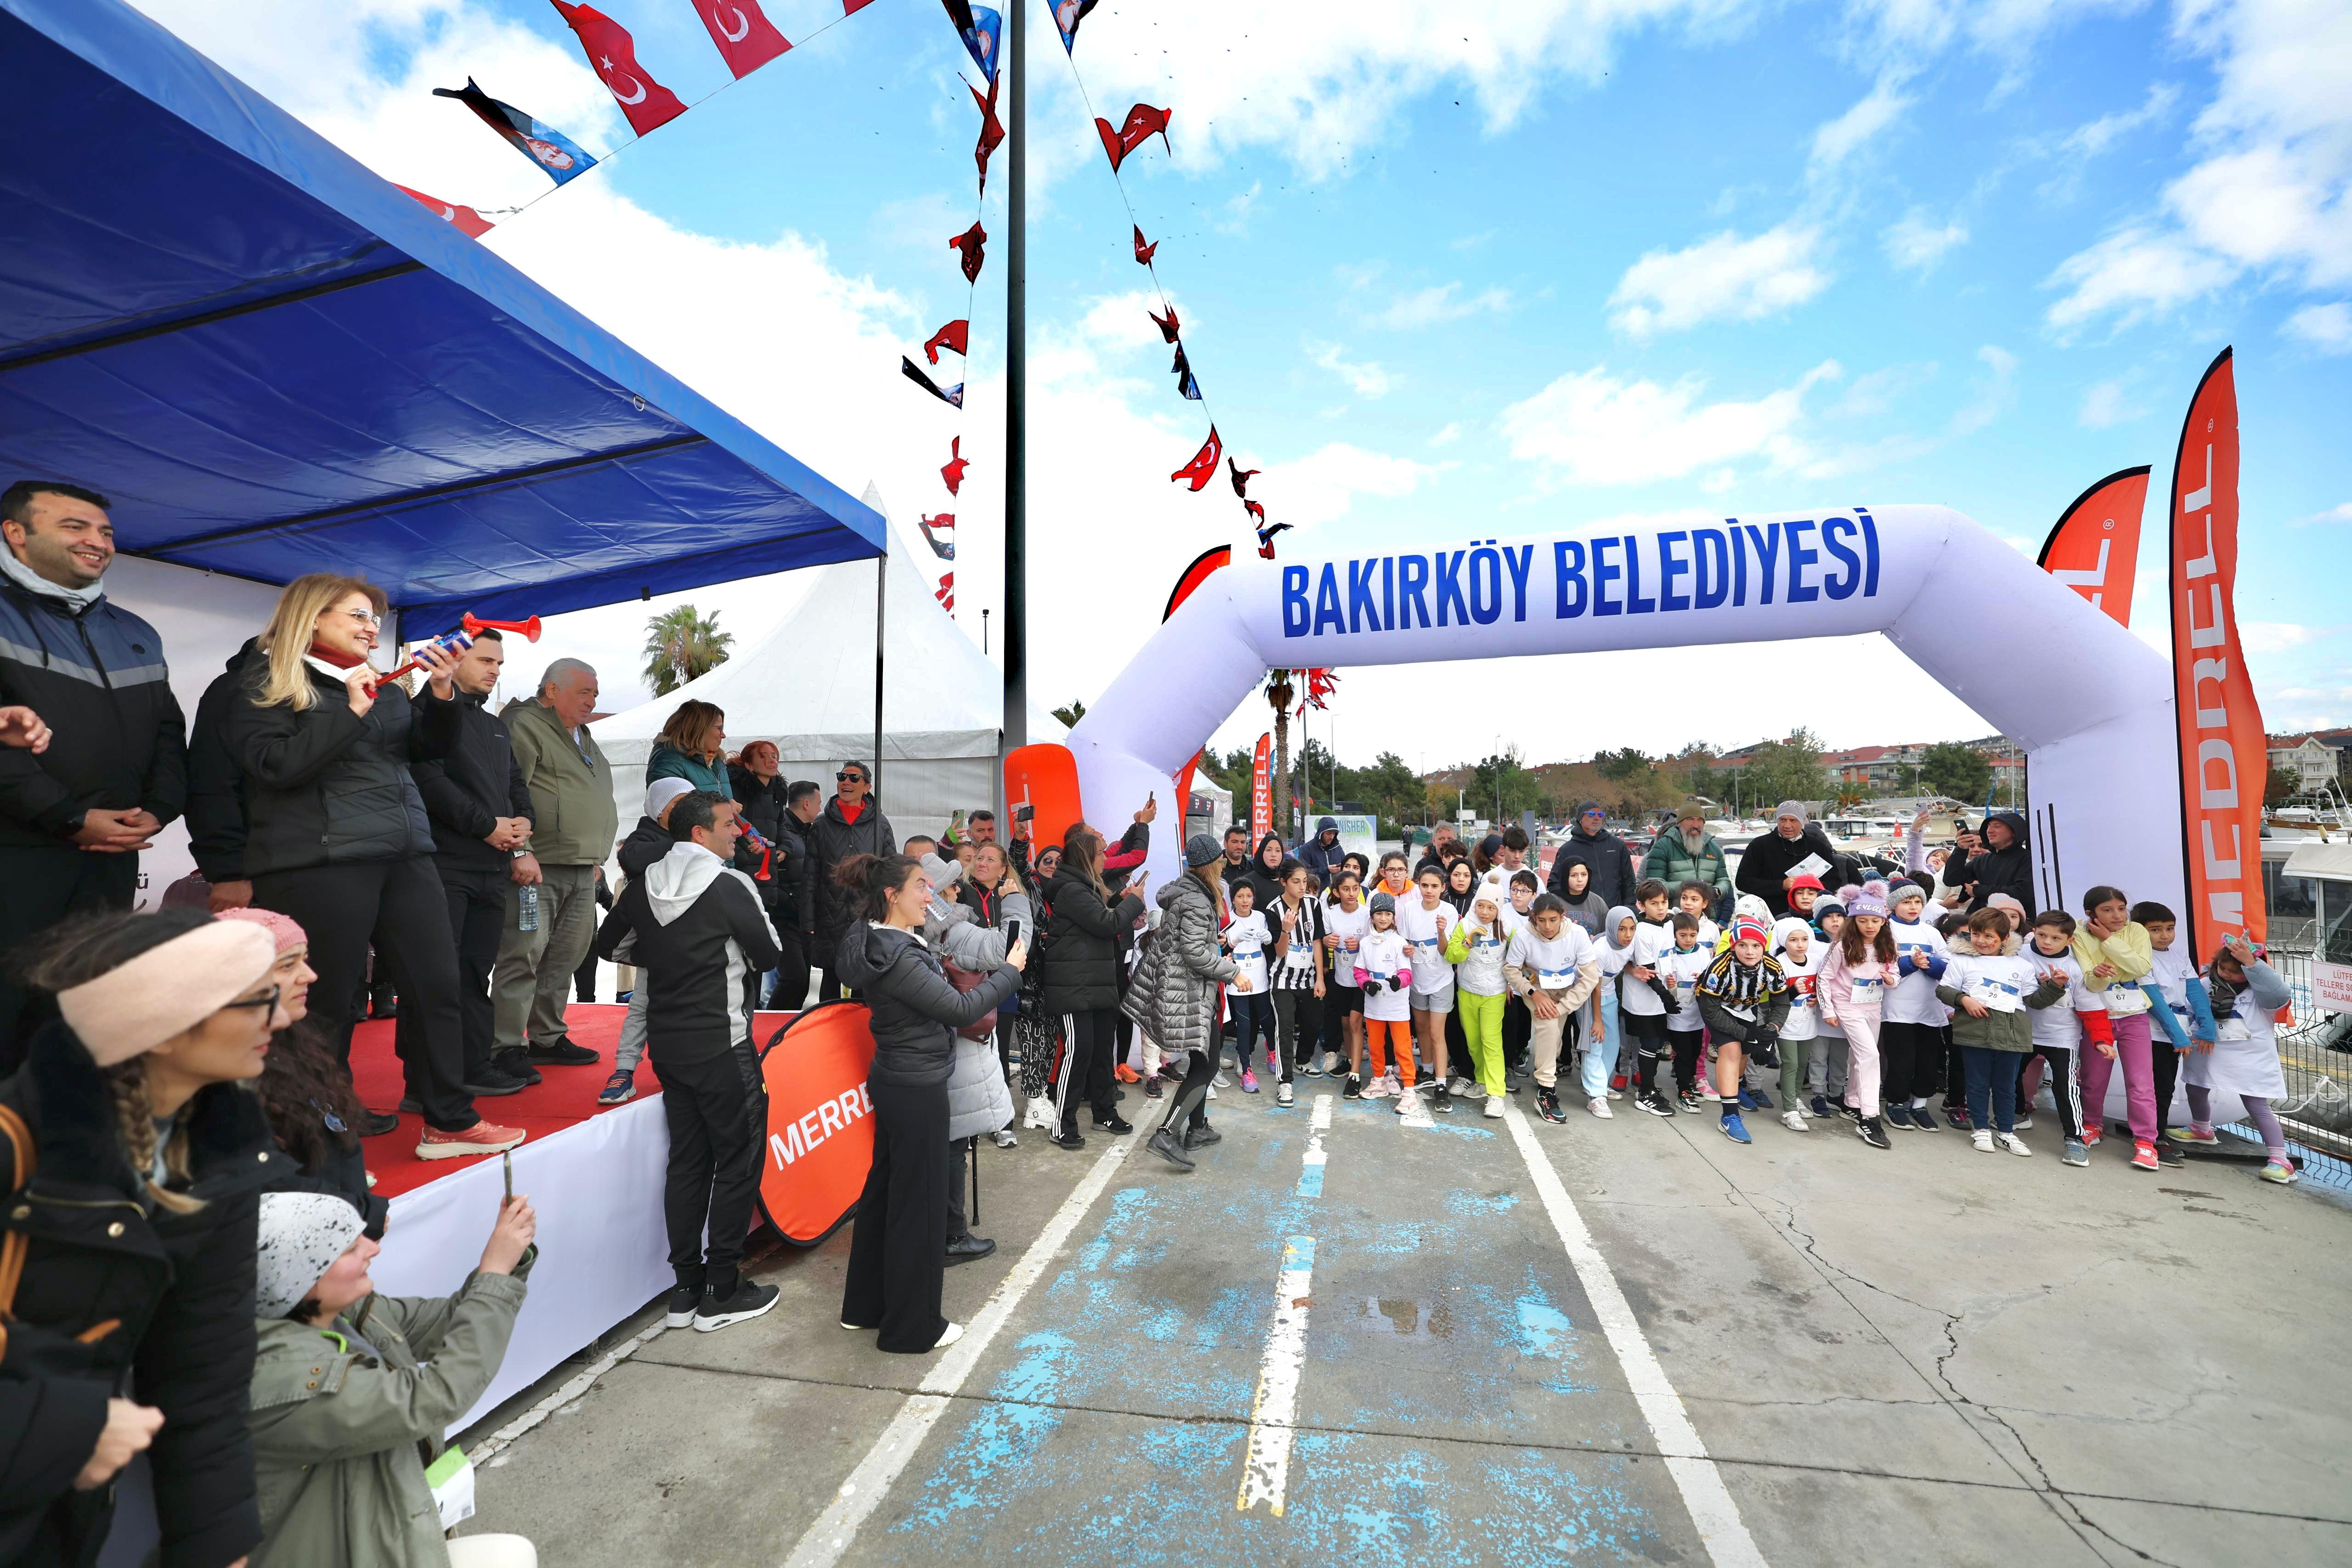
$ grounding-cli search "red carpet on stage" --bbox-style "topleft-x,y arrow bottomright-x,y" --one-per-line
349,1003 -> 794,1199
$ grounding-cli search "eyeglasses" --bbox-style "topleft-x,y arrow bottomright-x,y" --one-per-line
837,772 -> 866,784
338,609 -> 382,627
221,985 -> 283,1013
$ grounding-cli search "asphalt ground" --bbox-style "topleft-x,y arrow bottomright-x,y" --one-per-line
456,1062 -> 2352,1568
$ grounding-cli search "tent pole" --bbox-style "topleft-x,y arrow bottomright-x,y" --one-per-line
873,548 -> 886,805
1001,0 -> 1027,758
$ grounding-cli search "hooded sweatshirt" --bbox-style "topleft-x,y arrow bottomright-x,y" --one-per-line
594,840 -> 781,1061
1939,810 -> 2035,914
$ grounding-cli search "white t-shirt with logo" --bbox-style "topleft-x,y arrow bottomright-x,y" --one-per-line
1223,910 -> 1270,998
1394,897 -> 1458,995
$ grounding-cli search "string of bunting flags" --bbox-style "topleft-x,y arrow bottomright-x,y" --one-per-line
1046,7 -> 1288,562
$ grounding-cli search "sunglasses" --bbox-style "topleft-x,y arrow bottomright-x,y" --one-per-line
221,985 -> 283,1013
836,772 -> 866,783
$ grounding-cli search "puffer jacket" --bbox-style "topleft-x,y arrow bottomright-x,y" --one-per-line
647,741 -> 731,798
184,642 -> 257,882
1035,863 -> 1144,1014
1939,809 -> 2036,915
931,871 -> 1026,1140
1643,829 -> 1732,902
809,795 -> 899,953
0,1023 -> 287,1568
1546,825 -> 1636,910
1122,871 -> 1237,1058
248,1265 -> 530,1568
1734,822 -> 1842,918
227,654 -> 458,876
834,923 -> 1017,1088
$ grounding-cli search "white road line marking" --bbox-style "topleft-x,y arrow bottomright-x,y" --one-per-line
1310,1092 -> 1334,1130
1298,1092 -> 1332,1196
1236,1235 -> 1316,1515
781,1132 -> 1138,1568
1501,1099 -> 1769,1568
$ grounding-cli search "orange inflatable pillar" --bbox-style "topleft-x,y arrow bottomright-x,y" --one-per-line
1005,743 -> 1085,855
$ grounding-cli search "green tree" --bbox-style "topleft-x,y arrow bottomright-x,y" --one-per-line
1051,698 -> 1087,727
1741,728 -> 1833,811
1672,740 -> 1718,798
1594,745 -> 1651,782
1918,741 -> 1992,803
1472,747 -> 1544,822
2266,764 -> 2301,806
1349,751 -> 1425,835
641,604 -> 734,697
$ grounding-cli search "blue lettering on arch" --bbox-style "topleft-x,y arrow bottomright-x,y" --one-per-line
1785,519 -> 1820,604
1657,530 -> 1691,612
1282,565 -> 1310,637
1692,528 -> 1729,609
1593,536 -> 1624,616
1742,522 -> 1781,605
1313,564 -> 1346,635
1555,540 -> 1588,618
1434,549 -> 1470,626
1502,544 -> 1533,621
1821,517 -> 1862,600
1858,508 -> 1882,596
1397,554 -> 1433,628
1625,534 -> 1657,614
1348,557 -> 1382,632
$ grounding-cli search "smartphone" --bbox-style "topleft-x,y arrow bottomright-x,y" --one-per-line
1002,916 -> 1026,950
501,1151 -> 537,1269
1015,804 -> 1035,822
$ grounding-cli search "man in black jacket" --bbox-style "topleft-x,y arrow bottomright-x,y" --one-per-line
1545,802 -> 1636,911
0,482 -> 188,1069
1939,809 -> 2035,915
184,639 -> 260,915
1735,801 -> 1842,918
809,761 -> 896,1000
409,631 -> 535,1095
769,780 -> 821,1009
595,791 -> 782,1331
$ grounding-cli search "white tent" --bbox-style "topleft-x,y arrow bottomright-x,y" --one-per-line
591,501 -> 1060,842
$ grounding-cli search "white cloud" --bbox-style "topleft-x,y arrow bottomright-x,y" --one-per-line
2238,621 -> 2332,655
1609,222 -> 1830,336
2064,80 -> 2182,157
1080,290 -> 1190,353
1951,344 -> 2018,435
2044,0 -> 2352,330
2284,301 -> 2352,351
1497,361 -> 1840,485
1882,208 -> 1969,270
1258,445 -> 1445,528
2296,502 -> 2352,526
1810,73 -> 1912,172
1429,422 -> 1464,446
1371,282 -> 1513,330
2078,378 -> 2143,427
1306,340 -> 1394,398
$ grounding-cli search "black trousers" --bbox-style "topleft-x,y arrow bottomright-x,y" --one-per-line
572,926 -> 600,1003
1157,1043 -> 1215,1134
842,1076 -> 950,1353
0,845 -> 139,1076
2149,1034 -> 2179,1131
1625,1011 -> 1670,1093
2035,1043 -> 2085,1140
767,929 -> 809,1011
946,1135 -> 977,1244
255,857 -> 476,1130
403,858 -> 506,1084
1052,1007 -> 1119,1134
1876,1020 -> 1929,1104
1503,993 -> 1531,1069
1671,1027 -> 1704,1094
1272,987 -> 1320,1081
649,1038 -> 766,1292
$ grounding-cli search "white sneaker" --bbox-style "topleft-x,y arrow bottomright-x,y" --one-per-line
1971,1128 -> 1995,1153
1460,1079 -> 1490,1101
1606,1087 -> 1624,1100
1276,1081 -> 1296,1107
991,1128 -> 1018,1149
1781,1110 -> 1808,1132
1359,1075 -> 1393,1100
932,1320 -> 965,1350
1323,1051 -> 1344,1074
1482,1094 -> 1505,1119
2013,1114 -> 2035,1131
1996,1132 -> 2032,1157
1205,1084 -> 1218,1100
1023,1096 -> 1053,1130
1588,1097 -> 1613,1119
1394,1086 -> 1422,1117
1381,1071 -> 1402,1097
1211,1071 -> 1232,1089
1447,1075 -> 1474,1096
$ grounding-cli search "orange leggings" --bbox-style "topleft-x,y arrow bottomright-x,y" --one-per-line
1364,1018 -> 1417,1085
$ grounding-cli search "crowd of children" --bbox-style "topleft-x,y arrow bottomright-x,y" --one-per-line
1169,826 -> 2302,1185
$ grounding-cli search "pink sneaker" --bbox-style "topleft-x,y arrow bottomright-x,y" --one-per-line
2130,1140 -> 2160,1172
417,1121 -> 525,1160
1240,1069 -> 1260,1094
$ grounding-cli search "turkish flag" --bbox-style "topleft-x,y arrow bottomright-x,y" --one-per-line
393,184 -> 495,238
950,221 -> 987,284
1132,224 -> 1158,265
924,319 -> 969,364
1096,104 -> 1171,172
934,572 -> 956,612
691,0 -> 790,79
972,75 -> 1005,193
1227,457 -> 1259,497
552,2 -> 687,136
1149,302 -> 1181,343
1171,426 -> 1221,491
941,436 -> 968,496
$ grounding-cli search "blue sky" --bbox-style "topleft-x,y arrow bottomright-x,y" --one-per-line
142,0 -> 2352,770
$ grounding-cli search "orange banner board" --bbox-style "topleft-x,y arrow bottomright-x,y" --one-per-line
758,1002 -> 877,1246
1249,732 -> 1272,845
2039,465 -> 2149,627
2168,348 -> 2266,954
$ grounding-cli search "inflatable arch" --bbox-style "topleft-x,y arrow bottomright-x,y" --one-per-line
1009,506 -> 2184,916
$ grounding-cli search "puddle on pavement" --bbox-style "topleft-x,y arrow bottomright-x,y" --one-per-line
1352,1297 -> 1455,1341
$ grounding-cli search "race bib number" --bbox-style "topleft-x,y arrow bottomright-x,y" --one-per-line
2218,1016 -> 2252,1042
1850,976 -> 1883,1001
1970,976 -> 2024,1012
1538,965 -> 1575,988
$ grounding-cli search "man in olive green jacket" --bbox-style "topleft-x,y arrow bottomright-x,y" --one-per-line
492,659 -> 619,1077
248,1191 -> 537,1568
1643,807 -> 1732,915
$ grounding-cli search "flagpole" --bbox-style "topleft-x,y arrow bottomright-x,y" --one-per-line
1001,0 -> 1028,756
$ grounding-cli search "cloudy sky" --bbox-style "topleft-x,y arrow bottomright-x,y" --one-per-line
136,0 -> 2352,771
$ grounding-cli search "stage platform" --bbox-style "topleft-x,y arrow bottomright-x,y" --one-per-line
354,1002 -> 795,1431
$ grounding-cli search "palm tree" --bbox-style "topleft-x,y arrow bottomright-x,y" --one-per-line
1265,670 -> 1295,840
641,605 -> 734,697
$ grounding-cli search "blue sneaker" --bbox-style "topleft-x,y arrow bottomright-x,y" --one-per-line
596,1069 -> 637,1107
1738,1088 -> 1770,1111
1718,1112 -> 1752,1145
1908,1104 -> 1943,1131
1809,1094 -> 1833,1119
1885,1103 -> 1915,1130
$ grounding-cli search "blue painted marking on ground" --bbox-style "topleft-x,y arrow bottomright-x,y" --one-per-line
1296,1161 -> 1326,1198
1284,1234 -> 1315,1269
1515,1296 -> 1577,1357
1445,1188 -> 1519,1218
1283,1432 -> 1660,1566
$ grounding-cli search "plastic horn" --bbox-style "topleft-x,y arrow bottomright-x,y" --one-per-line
461,613 -> 543,642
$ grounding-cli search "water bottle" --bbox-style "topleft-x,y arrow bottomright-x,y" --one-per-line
518,883 -> 540,933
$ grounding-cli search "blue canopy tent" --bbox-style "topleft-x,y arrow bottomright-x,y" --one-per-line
0,0 -> 884,628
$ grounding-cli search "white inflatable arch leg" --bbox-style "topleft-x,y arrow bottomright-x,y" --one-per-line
1063,506 -> 2183,914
